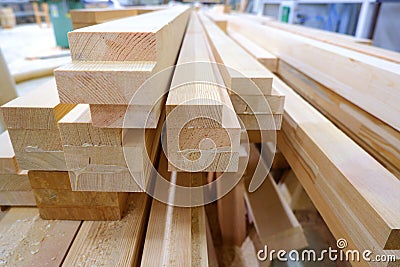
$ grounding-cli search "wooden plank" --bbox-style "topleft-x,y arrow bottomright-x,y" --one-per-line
0,131 -> 19,174
141,154 -> 208,266
227,29 -> 278,72
230,90 -> 284,114
273,74 -> 400,252
1,79 -> 75,130
198,12 -> 273,96
28,171 -> 128,220
227,15 -> 400,132
237,114 -> 282,130
244,144 -> 308,251
62,193 -> 149,266
166,12 -> 240,172
57,7 -> 190,130
0,171 -> 36,206
58,104 -> 162,192
234,13 -> 400,64
55,61 -> 156,104
67,6 -> 190,62
0,207 -> 81,266
277,60 -> 400,179
71,6 -> 165,25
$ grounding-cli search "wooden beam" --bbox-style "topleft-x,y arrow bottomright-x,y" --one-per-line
63,193 -> 149,266
166,12 -> 240,172
29,171 -> 128,220
0,207 -> 80,266
70,6 -> 166,27
1,79 -> 74,170
55,61 -> 156,104
199,13 -> 273,96
67,6 -> 190,62
0,171 -> 36,206
0,131 -> 19,174
1,79 -> 75,130
273,74 -> 400,252
244,144 -> 308,252
234,13 -> 400,64
277,60 -> 400,179
227,15 -> 400,132
227,29 -> 278,72
56,6 -> 190,129
141,154 -> 208,266
58,104 -> 161,192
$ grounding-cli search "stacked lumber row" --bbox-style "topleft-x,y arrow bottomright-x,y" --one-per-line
166,12 -> 241,172
0,131 -> 35,206
1,80 -> 74,171
54,6 -> 191,192
70,5 -> 166,29
0,80 -> 131,219
0,156 -> 209,266
199,13 -> 284,134
222,14 -> 400,179
205,12 -> 400,266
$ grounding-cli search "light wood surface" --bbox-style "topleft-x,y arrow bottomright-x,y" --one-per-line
29,171 -> 128,220
227,15 -> 400,132
62,193 -> 149,266
199,12 -> 274,96
0,207 -> 81,266
166,12 -> 240,172
273,74 -> 400,252
227,29 -> 278,72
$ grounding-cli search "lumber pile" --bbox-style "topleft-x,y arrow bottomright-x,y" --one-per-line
0,131 -> 35,206
223,13 -> 400,179
1,6 -> 400,267
166,12 -> 241,172
199,13 -> 284,133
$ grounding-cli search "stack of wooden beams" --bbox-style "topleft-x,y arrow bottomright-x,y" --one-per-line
223,13 -> 400,179
0,131 -> 35,206
0,81 -> 129,220
199,13 -> 284,135
54,6 -> 191,193
165,12 -> 241,172
205,11 -> 400,265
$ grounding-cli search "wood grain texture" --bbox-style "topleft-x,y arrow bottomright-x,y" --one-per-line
0,131 -> 19,174
29,171 -> 128,220
59,104 -> 162,192
199,12 -> 273,95
68,6 -> 190,62
71,6 -> 165,25
233,13 -> 400,64
62,193 -> 149,266
55,61 -> 156,104
0,207 -> 80,266
277,60 -> 400,179
273,74 -> 400,252
244,144 -> 307,251
227,15 -> 400,132
1,79 -> 75,129
227,29 -> 278,72
0,171 -> 35,206
141,154 -> 208,267
166,12 -> 240,173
